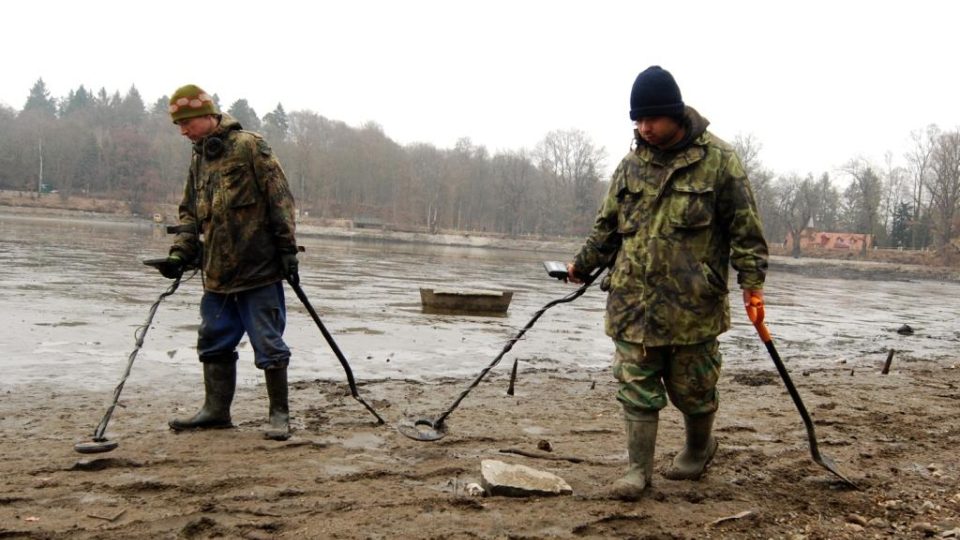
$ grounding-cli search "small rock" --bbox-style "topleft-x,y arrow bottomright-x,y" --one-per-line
844,523 -> 864,532
465,482 -> 485,497
846,514 -> 868,526
941,527 -> 960,538
910,522 -> 937,536
897,324 -> 914,335
867,517 -> 889,528
480,459 -> 572,497
537,439 -> 552,452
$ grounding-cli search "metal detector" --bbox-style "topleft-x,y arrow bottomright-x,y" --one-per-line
286,276 -> 385,425
74,270 -> 183,454
397,262 -> 606,441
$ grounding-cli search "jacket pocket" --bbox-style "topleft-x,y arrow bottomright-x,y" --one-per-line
667,178 -> 714,230
222,164 -> 258,209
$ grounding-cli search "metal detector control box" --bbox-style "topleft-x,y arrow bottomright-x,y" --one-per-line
543,261 -> 569,280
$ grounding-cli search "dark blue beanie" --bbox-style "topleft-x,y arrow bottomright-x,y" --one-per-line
629,66 -> 684,121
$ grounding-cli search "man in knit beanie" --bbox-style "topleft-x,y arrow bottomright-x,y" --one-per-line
154,84 -> 299,441
565,66 -> 769,499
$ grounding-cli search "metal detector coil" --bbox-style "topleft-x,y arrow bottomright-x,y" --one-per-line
397,416 -> 447,441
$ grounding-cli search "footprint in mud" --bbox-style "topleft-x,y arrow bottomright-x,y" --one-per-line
731,371 -> 779,387
67,457 -> 144,472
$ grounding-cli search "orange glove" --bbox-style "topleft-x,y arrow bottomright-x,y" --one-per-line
744,289 -> 771,343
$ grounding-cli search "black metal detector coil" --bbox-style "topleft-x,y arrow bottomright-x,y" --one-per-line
398,263 -> 607,442
74,274 -> 184,454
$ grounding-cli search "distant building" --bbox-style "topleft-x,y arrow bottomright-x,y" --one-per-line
785,228 -> 872,251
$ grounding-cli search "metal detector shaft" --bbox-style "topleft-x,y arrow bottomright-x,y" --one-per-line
287,278 -> 385,425
89,276 -> 182,443
747,299 -> 858,489
506,265 -> 606,395
432,265 -> 607,428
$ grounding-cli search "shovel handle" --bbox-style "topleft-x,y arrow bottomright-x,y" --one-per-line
745,294 -> 771,343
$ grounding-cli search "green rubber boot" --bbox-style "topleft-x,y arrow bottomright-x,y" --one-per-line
169,361 -> 236,431
263,367 -> 290,441
664,412 -> 718,480
608,409 -> 658,500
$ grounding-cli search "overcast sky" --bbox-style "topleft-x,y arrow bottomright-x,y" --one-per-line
3,0 -> 958,180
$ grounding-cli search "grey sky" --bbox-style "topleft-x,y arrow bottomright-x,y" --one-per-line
3,0 -> 957,180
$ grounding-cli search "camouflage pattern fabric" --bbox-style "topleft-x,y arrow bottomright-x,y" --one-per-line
574,106 -> 768,346
172,114 -> 297,293
612,338 -> 721,416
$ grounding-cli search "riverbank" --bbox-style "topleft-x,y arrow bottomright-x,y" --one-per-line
2,201 -> 959,282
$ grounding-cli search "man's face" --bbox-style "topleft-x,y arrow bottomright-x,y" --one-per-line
634,116 -> 683,150
176,115 -> 218,142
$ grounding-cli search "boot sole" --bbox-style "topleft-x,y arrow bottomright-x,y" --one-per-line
168,421 -> 234,432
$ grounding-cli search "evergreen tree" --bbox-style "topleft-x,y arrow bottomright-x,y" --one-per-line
151,95 -> 170,116
119,85 -> 146,125
60,85 -> 93,118
263,103 -> 289,142
227,99 -> 261,131
23,78 -> 57,117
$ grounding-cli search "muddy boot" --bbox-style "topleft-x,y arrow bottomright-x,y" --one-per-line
607,409 -> 658,501
664,412 -> 718,480
263,367 -> 290,441
169,361 -> 236,431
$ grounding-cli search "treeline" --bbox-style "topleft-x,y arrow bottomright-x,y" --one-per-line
735,125 -> 960,256
0,79 -> 606,237
1,78 -> 958,255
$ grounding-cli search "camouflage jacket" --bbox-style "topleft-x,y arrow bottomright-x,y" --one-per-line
574,107 -> 768,346
172,114 -> 297,293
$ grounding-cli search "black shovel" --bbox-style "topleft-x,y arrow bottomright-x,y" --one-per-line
746,296 -> 858,489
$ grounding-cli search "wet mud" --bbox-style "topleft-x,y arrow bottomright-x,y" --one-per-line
1,213 -> 959,538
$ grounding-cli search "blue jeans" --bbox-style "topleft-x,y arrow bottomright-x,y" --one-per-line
197,282 -> 290,370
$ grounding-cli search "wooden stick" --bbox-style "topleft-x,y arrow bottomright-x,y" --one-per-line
881,349 -> 895,374
499,448 -> 585,463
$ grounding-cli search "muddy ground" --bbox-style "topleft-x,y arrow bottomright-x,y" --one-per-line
2,210 -> 959,539
2,359 -> 959,539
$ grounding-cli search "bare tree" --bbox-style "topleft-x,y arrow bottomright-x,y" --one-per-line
840,159 -> 883,256
927,128 -> 960,259
774,174 -> 818,257
534,129 -> 605,235
904,125 -> 939,248
878,151 -> 908,246
491,150 -> 533,235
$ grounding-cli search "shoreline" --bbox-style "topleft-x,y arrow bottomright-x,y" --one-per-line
3,203 -> 958,282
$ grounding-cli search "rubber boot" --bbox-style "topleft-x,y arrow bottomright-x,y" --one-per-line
664,412 -> 718,480
263,367 -> 290,441
607,409 -> 658,501
169,361 -> 236,431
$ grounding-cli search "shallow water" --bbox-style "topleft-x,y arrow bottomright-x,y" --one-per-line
2,213 -> 957,392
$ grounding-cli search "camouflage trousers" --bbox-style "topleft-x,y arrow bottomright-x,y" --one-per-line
612,338 -> 721,416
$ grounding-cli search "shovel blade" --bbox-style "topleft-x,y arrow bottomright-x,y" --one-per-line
814,452 -> 859,489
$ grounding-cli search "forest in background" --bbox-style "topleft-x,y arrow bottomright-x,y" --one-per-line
1,79 -> 958,260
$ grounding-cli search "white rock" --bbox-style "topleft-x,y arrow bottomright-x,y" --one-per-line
480,459 -> 573,497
